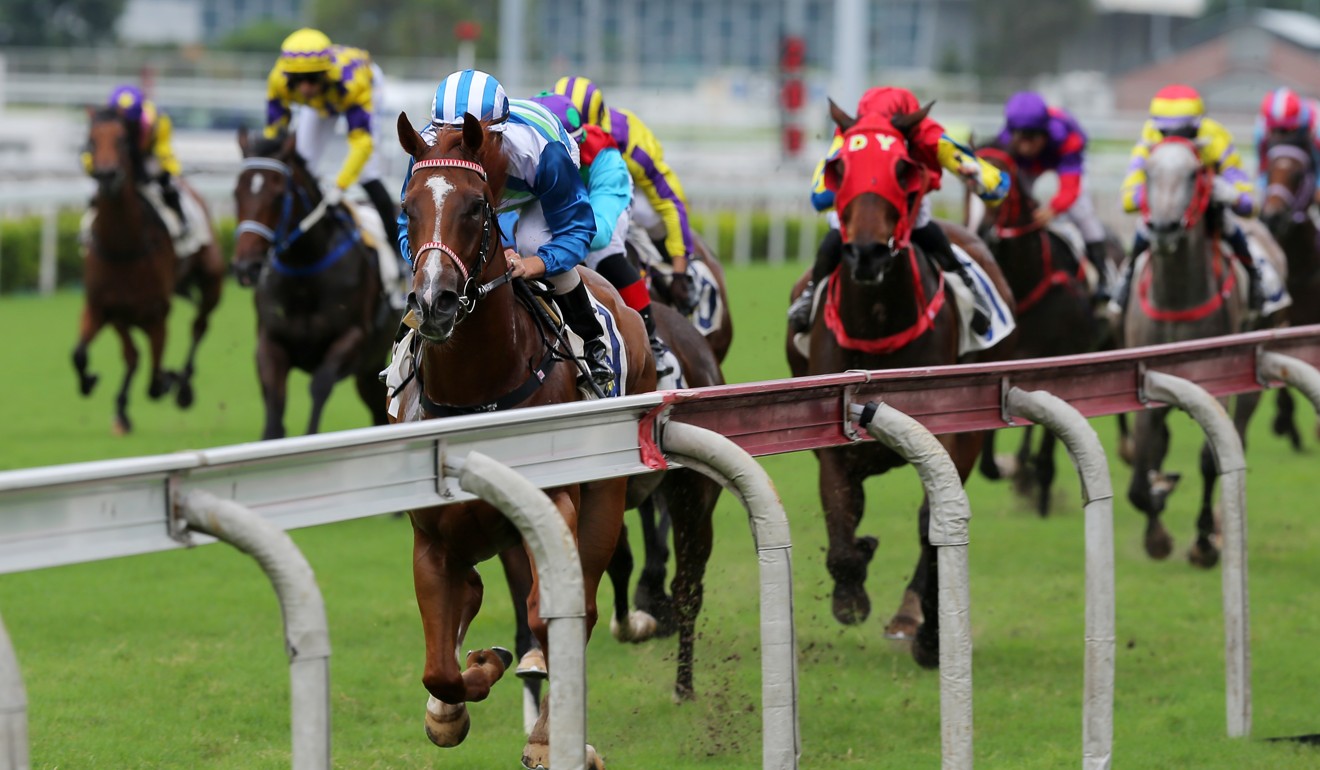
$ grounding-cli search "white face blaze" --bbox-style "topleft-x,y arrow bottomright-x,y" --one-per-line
249,174 -> 264,196
420,175 -> 456,306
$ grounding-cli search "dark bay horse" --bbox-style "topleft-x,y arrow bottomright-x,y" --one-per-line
74,108 -> 224,434
393,112 -> 655,767
1123,137 -> 1246,567
233,130 -> 392,440
1259,140 -> 1320,446
641,235 -> 734,363
785,101 -> 1016,667
972,146 -> 1097,515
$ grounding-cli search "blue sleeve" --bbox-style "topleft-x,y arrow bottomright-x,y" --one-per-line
811,188 -> 835,212
397,161 -> 413,265
586,148 -> 631,250
531,142 -> 596,275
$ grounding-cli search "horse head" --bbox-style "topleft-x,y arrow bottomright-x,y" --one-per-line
1143,137 -> 1212,254
232,128 -> 306,287
1260,142 -> 1314,237
826,99 -> 928,284
87,108 -> 134,197
397,111 -> 509,343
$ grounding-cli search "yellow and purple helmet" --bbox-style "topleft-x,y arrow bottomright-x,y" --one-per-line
1149,84 -> 1205,135
279,28 -> 334,74
553,76 -> 611,133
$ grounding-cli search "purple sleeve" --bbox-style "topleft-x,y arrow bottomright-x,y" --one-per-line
266,98 -> 289,128
345,104 -> 372,134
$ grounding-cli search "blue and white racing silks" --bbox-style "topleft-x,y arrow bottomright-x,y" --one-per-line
397,98 -> 596,277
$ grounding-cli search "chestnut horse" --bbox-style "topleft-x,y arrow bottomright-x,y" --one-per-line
786,101 -> 1016,666
393,112 -> 655,767
1259,140 -> 1320,446
972,146 -> 1097,515
233,130 -> 393,439
74,108 -> 224,434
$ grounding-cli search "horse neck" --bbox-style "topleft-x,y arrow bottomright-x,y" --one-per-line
281,166 -> 340,262
92,174 -> 149,257
1148,226 -> 1218,311
835,249 -> 925,340
994,229 -> 1049,300
419,282 -> 544,405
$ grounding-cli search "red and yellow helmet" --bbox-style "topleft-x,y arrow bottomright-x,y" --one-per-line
1149,84 -> 1205,134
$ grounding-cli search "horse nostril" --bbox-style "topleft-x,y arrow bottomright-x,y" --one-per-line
434,290 -> 459,317
406,291 -> 423,318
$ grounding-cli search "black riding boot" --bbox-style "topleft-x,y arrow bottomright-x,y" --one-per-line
1226,227 -> 1265,312
1084,241 -> 1111,301
912,222 -> 992,335
556,281 -> 616,396
363,179 -> 407,261
788,228 -> 843,332
1112,232 -> 1148,314
159,174 -> 187,236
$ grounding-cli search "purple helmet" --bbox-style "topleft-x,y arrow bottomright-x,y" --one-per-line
530,92 -> 585,144
108,85 -> 146,122
1005,91 -> 1050,133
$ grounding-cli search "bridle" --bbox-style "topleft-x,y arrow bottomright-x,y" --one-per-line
408,157 -> 508,321
974,147 -> 1042,239
1263,143 -> 1316,224
1140,137 -> 1214,233
236,156 -> 360,276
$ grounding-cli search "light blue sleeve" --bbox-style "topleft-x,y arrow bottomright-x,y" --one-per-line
585,148 -> 631,251
397,161 -> 413,265
531,141 -> 596,275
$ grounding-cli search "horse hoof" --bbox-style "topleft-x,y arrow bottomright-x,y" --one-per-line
856,535 -> 879,560
633,590 -> 676,637
1188,540 -> 1221,569
884,614 -> 920,641
112,416 -> 132,436
831,582 -> 871,625
611,610 -> 658,643
516,648 -> 548,680
424,696 -> 470,748
176,380 -> 195,409
521,744 -> 604,770
1144,526 -> 1174,560
911,631 -> 940,670
79,373 -> 99,396
587,743 -> 605,769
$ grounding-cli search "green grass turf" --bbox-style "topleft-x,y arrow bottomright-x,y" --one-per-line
1,267 -> 1318,768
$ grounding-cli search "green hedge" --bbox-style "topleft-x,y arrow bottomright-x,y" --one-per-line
689,211 -> 833,261
0,214 -> 238,295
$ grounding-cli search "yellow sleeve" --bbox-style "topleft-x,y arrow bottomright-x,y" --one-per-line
621,110 -> 693,268
333,53 -> 376,190
809,133 -> 845,210
153,112 -> 182,177
1198,118 -> 1254,199
81,150 -> 93,175
1120,121 -> 1161,213
264,67 -> 291,139
935,135 -> 1006,203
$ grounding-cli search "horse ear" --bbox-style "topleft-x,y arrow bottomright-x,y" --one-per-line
462,112 -> 484,153
237,127 -> 250,156
280,130 -> 297,159
891,101 -> 935,137
397,111 -> 427,158
828,99 -> 857,133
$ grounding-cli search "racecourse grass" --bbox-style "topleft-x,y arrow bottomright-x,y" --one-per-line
1,266 -> 1319,769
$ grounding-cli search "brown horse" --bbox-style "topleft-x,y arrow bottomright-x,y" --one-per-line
638,234 -> 734,363
393,112 -> 655,767
1259,140 -> 1320,446
785,101 -> 1016,666
233,130 -> 393,440
1122,137 -> 1246,566
972,146 -> 1097,515
73,108 -> 224,434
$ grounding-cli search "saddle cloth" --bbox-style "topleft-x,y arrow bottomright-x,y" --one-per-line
628,223 -> 725,336
345,199 -> 407,304
548,286 -> 632,399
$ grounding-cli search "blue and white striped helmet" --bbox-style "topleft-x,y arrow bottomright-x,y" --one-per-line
431,70 -> 510,132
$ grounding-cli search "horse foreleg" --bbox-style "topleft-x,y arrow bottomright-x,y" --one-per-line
256,332 -> 290,441
1116,412 -> 1135,466
72,305 -> 105,397
143,318 -> 172,401
1035,429 -> 1058,517
111,324 -> 139,435
633,494 -> 675,635
605,522 -> 656,644
354,365 -> 389,426
1189,440 -> 1222,569
977,428 -> 1002,481
498,545 -> 543,735
1012,424 -> 1036,498
1272,388 -> 1301,451
669,472 -> 718,702
175,265 -> 220,410
305,327 -> 365,435
820,450 -> 874,626
1129,408 -> 1176,560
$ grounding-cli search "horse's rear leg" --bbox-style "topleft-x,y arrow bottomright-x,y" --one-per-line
498,545 -> 543,736
1272,388 -> 1301,451
72,305 -> 105,397
633,495 -> 675,636
606,522 -> 656,644
305,328 -> 366,435
1189,440 -> 1222,569
256,333 -> 290,441
174,262 -> 221,410
1012,425 -> 1036,498
977,427 -> 1002,480
143,319 -> 172,401
354,364 -> 389,426
111,324 -> 140,435
669,472 -> 718,702
1128,409 -> 1175,560
820,451 -> 875,626
1035,429 -> 1058,517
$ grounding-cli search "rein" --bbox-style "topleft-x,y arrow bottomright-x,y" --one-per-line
236,156 -> 360,276
1138,246 -> 1237,323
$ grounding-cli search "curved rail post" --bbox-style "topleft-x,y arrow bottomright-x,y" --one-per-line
1258,351 -> 1320,413
180,490 -> 332,770
660,421 -> 799,770
851,401 -> 974,770
1006,388 -> 1115,770
1143,371 -> 1250,738
450,452 -> 586,770
0,613 -> 28,770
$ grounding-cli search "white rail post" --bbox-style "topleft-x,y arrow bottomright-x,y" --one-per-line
1258,352 -> 1320,415
0,613 -> 28,770
38,208 -> 57,296
1143,371 -> 1250,738
660,422 -> 799,770
851,401 -> 973,770
1006,388 -> 1115,770
451,452 -> 587,770
180,491 -> 332,770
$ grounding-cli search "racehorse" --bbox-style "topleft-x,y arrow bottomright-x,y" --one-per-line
1259,140 -> 1320,447
1122,137 -> 1248,567
972,146 -> 1097,515
233,129 -> 393,440
638,234 -> 734,363
785,101 -> 1016,666
393,111 -> 655,768
74,107 -> 225,434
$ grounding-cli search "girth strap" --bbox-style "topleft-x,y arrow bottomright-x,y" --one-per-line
418,347 -> 559,418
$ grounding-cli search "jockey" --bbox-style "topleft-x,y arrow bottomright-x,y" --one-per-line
997,91 -> 1110,299
1253,86 -> 1320,188
265,28 -> 403,260
529,92 -> 679,385
1114,84 -> 1263,313
87,85 -> 187,233
395,70 -> 614,394
551,76 -> 700,312
789,86 -> 1009,335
